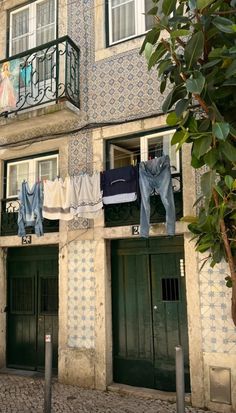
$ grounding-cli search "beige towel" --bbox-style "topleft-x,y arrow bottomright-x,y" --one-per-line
43,177 -> 73,221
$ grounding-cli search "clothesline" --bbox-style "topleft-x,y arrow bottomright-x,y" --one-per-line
4,147 -> 177,180
17,156 -> 176,240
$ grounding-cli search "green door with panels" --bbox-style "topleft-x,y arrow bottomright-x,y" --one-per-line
7,246 -> 58,371
111,236 -> 190,392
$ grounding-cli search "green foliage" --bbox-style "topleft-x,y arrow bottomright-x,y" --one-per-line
140,0 -> 236,284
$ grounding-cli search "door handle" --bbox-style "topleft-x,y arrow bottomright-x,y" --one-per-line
153,305 -> 158,311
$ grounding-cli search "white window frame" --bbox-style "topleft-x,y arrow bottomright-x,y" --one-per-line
141,129 -> 180,173
9,0 -> 57,56
6,154 -> 58,198
108,0 -> 148,45
109,130 -> 180,173
110,144 -> 135,168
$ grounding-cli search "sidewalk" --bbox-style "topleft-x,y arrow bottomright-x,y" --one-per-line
0,373 -> 217,413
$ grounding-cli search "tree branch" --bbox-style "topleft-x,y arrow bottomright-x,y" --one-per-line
212,189 -> 236,280
212,8 -> 236,14
154,15 -> 186,48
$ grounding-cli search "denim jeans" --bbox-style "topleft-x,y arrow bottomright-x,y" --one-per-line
18,181 -> 44,237
139,155 -> 175,237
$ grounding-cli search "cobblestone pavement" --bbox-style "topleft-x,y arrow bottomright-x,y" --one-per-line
0,374 -> 218,413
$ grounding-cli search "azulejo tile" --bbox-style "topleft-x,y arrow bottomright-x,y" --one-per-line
67,240 -> 96,349
199,258 -> 236,354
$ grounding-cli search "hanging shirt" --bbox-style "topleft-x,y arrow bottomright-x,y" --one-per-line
18,181 -> 44,237
43,177 -> 73,221
101,165 -> 139,205
70,172 -> 103,218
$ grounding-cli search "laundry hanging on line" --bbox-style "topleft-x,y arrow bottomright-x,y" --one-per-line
139,155 -> 176,238
18,181 -> 44,237
43,176 -> 73,221
17,157 -> 176,238
70,172 -> 103,218
17,173 -> 104,236
101,165 -> 139,205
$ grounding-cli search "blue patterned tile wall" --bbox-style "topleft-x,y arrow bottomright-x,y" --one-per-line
67,240 -> 96,349
67,0 -> 167,123
199,260 -> 236,353
88,52 -> 166,122
68,131 -> 93,176
67,131 -> 93,230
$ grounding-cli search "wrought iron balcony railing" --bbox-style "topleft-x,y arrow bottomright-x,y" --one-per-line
1,199 -> 59,236
104,173 -> 183,227
0,36 -> 80,116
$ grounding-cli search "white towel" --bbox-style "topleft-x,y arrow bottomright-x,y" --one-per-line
43,177 -> 73,221
70,173 -> 103,218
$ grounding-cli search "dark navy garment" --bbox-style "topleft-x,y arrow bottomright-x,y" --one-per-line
139,155 -> 175,238
101,165 -> 139,205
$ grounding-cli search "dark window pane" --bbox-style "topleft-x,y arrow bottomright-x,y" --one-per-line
11,277 -> 33,312
162,278 -> 179,301
40,277 -> 58,313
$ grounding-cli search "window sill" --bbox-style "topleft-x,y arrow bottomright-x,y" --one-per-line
95,36 -> 145,62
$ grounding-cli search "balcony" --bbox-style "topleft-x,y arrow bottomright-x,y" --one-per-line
104,173 -> 183,227
0,36 -> 80,117
1,199 -> 59,236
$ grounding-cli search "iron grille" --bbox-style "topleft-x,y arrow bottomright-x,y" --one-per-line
0,36 -> 80,116
162,278 -> 179,301
1,198 -> 59,236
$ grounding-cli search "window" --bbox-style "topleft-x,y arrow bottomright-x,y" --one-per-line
9,0 -> 56,56
6,153 -> 58,198
162,278 -> 179,301
108,0 -> 157,45
108,130 -> 180,173
9,0 -> 56,100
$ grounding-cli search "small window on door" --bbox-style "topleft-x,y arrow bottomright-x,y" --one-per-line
40,277 -> 58,314
6,153 -> 58,198
162,278 -> 179,301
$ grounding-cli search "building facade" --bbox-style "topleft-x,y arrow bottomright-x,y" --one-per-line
0,0 -> 235,412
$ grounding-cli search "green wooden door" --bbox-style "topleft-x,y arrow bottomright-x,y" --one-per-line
149,238 -> 190,391
111,236 -> 190,392
7,246 -> 58,371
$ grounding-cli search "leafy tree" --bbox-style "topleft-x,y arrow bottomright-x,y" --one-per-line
140,0 -> 236,323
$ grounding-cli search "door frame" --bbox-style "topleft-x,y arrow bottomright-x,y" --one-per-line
110,235 -> 190,392
6,245 -> 59,371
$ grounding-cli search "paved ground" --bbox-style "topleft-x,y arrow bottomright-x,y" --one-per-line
0,373 -> 218,413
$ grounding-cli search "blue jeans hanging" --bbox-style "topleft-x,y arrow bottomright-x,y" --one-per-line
139,155 -> 175,238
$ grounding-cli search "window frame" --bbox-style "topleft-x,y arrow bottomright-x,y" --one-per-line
6,152 -> 59,199
9,0 -> 57,57
107,0 -> 148,46
107,129 -> 180,173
